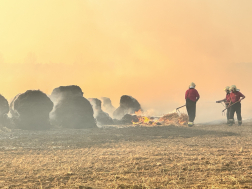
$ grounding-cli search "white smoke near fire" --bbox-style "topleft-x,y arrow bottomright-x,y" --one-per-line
135,108 -> 162,117
48,92 -> 66,126
101,97 -> 115,118
8,94 -> 21,119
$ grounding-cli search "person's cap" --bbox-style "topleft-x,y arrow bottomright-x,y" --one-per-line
224,86 -> 230,91
189,82 -> 196,88
230,85 -> 237,91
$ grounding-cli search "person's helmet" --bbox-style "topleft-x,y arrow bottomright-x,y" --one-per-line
189,82 -> 196,88
230,85 -> 237,91
224,86 -> 230,92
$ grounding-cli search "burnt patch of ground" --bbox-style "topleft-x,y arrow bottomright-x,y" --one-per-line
0,125 -> 237,150
0,124 -> 252,188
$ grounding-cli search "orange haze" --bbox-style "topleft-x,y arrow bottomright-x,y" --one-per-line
0,0 -> 252,122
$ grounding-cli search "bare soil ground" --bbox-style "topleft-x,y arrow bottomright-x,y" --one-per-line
1,123 -> 252,188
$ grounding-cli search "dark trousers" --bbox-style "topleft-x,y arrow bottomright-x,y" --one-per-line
229,102 -> 242,121
226,104 -> 230,120
186,99 -> 196,122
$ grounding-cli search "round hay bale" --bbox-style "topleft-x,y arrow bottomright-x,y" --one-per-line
0,94 -> 9,116
0,94 -> 9,127
50,85 -> 97,129
10,90 -> 53,130
51,85 -> 83,100
120,114 -> 138,124
113,95 -> 142,119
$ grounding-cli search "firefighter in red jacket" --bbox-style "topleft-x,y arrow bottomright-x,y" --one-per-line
185,82 -> 200,127
216,86 -> 231,124
228,85 -> 245,126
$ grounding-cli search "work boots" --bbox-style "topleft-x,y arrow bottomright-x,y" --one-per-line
228,119 -> 242,126
188,121 -> 194,127
228,119 -> 234,126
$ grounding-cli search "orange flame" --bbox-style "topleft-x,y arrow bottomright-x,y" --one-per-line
131,112 -> 188,126
134,109 -> 143,116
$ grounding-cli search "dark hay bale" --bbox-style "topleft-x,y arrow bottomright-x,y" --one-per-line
50,85 -> 97,129
0,94 -> 9,115
89,98 -> 102,109
89,98 -> 114,126
51,85 -> 83,98
113,95 -> 142,119
10,90 -> 53,130
120,114 -> 138,124
0,94 -> 9,127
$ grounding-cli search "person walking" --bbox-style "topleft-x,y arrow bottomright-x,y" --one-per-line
185,82 -> 200,127
228,85 -> 245,126
216,86 -> 231,124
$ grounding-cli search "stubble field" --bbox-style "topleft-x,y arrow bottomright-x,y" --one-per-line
1,123 -> 252,188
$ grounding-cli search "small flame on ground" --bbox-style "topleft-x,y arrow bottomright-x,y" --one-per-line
132,111 -> 188,126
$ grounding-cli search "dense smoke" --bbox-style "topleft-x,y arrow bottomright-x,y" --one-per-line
101,97 -> 115,118
88,98 -> 114,126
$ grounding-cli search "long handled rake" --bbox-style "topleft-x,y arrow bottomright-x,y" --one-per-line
222,99 -> 244,113
220,102 -> 227,116
176,105 -> 186,114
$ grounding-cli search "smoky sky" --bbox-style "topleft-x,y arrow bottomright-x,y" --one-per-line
0,0 -> 252,122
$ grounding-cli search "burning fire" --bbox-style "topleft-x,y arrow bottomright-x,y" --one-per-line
133,116 -> 152,124
158,113 -> 188,126
132,111 -> 188,126
134,109 -> 143,116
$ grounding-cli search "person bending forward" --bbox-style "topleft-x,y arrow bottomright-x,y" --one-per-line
216,86 -> 231,124
185,82 -> 200,127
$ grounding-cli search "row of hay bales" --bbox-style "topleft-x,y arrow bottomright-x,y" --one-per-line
88,95 -> 142,126
0,85 -> 142,130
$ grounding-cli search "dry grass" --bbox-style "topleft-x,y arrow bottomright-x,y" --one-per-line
1,124 -> 252,188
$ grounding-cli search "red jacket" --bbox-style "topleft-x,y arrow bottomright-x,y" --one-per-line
230,91 -> 245,103
225,93 -> 231,105
185,88 -> 200,102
